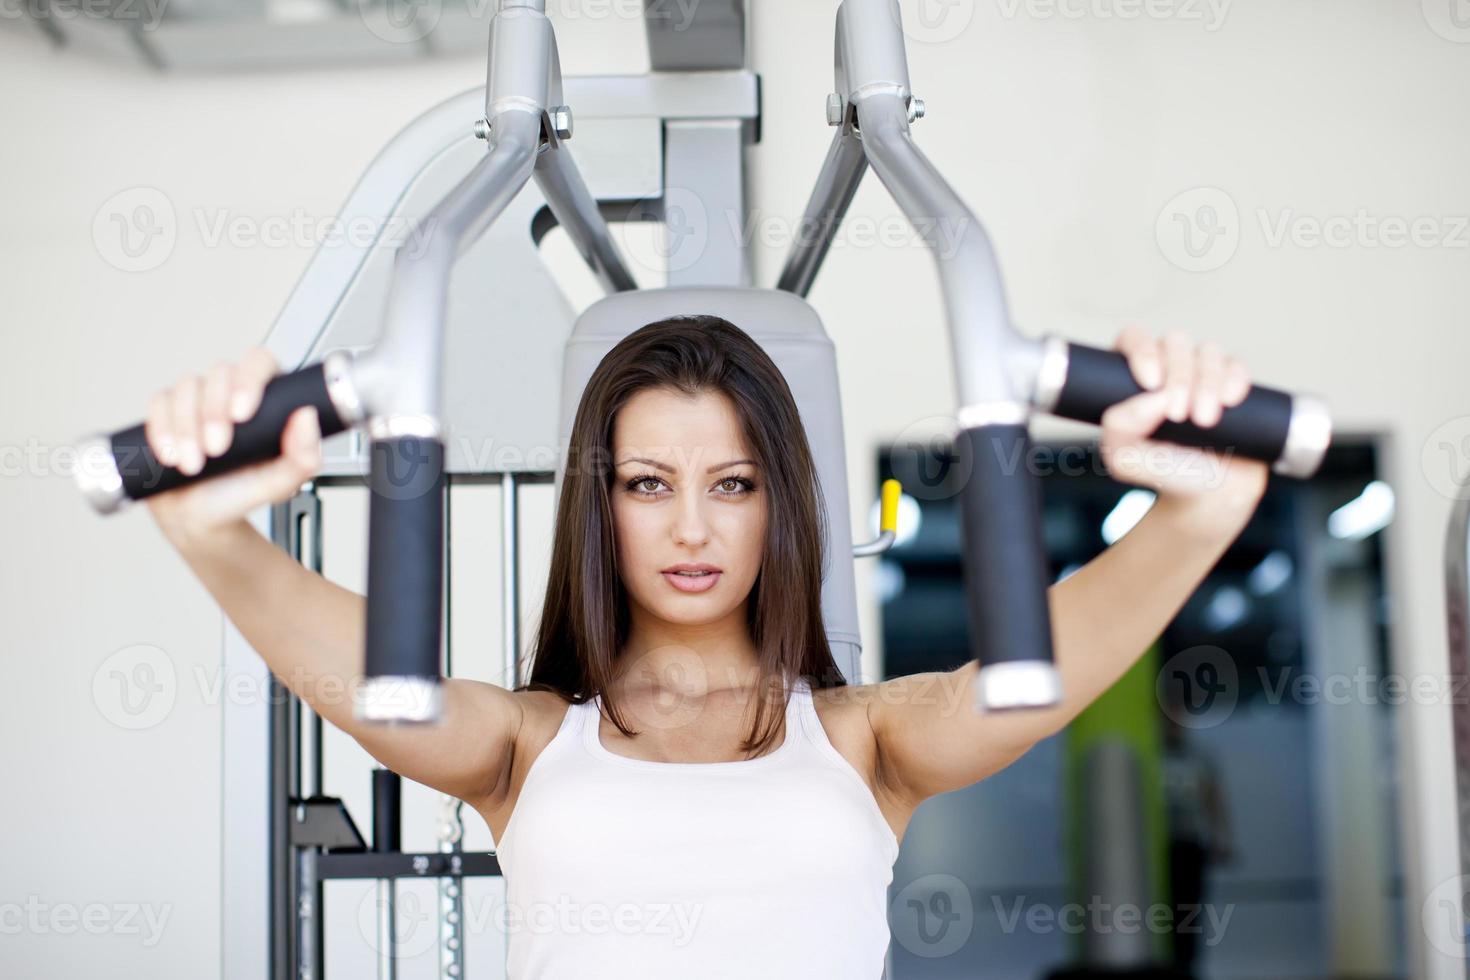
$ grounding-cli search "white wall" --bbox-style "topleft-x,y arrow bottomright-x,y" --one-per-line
2,0 -> 1466,977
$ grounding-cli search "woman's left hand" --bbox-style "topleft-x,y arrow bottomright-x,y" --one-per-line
1096,325 -> 1270,514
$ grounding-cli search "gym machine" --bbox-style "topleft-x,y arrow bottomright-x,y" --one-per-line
1445,492 -> 1470,975
71,1 -> 1333,976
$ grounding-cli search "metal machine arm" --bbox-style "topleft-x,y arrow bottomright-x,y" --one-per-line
72,0 -> 636,726
777,0 -> 1332,711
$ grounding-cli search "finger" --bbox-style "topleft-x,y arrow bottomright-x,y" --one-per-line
1097,421 -> 1164,493
285,405 -> 321,460
183,450 -> 315,529
1191,342 -> 1226,428
1113,323 -> 1151,353
1114,324 -> 1164,390
170,376 -> 205,476
1100,388 -> 1170,438
145,390 -> 176,467
276,407 -> 323,486
1161,329 -> 1195,423
1221,357 -> 1252,407
201,362 -> 234,457
183,409 -> 322,528
231,346 -> 279,422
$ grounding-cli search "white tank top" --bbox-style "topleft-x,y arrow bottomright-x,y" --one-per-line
494,676 -> 901,978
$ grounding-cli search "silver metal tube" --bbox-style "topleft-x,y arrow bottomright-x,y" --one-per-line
775,126 -> 868,296
351,108 -> 542,422
533,138 -> 638,293
376,878 -> 397,980
436,478 -> 466,980
852,529 -> 894,558
853,90 -> 1041,408
834,0 -> 1046,408
1444,491 -> 1470,929
296,848 -> 318,980
836,0 -> 913,97
502,472 -> 521,689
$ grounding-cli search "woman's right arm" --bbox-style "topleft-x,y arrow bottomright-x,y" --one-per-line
145,347 -> 521,811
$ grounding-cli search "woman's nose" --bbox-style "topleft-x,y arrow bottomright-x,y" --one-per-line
671,493 -> 711,545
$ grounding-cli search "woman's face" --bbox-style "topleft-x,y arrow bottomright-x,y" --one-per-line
609,386 -> 768,630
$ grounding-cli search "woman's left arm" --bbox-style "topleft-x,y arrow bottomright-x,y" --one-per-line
866,326 -> 1272,809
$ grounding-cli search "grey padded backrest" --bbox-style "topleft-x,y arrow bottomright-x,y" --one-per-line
554,286 -> 862,683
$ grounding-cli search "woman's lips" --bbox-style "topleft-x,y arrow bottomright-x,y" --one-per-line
662,570 -> 722,593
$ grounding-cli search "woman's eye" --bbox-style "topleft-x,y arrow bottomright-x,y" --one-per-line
718,477 -> 754,496
626,475 -> 752,496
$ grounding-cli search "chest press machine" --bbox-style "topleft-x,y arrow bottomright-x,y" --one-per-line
72,1 -> 1332,977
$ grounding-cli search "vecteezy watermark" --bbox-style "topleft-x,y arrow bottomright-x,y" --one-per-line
887,412 -> 1237,503
990,894 -> 1235,945
93,187 -> 177,273
92,186 -> 439,273
93,644 -> 178,731
1156,644 -> 1239,729
1421,0 -> 1470,43
1256,208 -> 1470,251
615,186 -> 709,277
890,873 -> 974,957
994,0 -> 1231,31
356,0 -> 702,45
1422,415 -> 1470,501
356,0 -> 440,44
0,0 -> 170,31
1422,873 -> 1470,958
357,888 -> 706,955
1157,186 -> 1470,272
897,0 -> 977,44
1155,187 -> 1240,273
91,645 -> 447,731
729,208 -> 972,261
0,896 -> 172,947
1258,665 -> 1469,709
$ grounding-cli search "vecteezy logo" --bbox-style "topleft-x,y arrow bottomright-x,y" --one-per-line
1422,415 -> 1470,501
93,187 -> 177,272
1155,187 -> 1240,272
357,882 -> 438,959
1423,0 -> 1470,42
889,414 -> 968,503
1156,644 -> 1239,729
890,873 -> 973,958
93,643 -> 177,730
358,0 -> 442,44
1422,873 -> 1470,957
622,185 -> 709,278
897,0 -> 976,44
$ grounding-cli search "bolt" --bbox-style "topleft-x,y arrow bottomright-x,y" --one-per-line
908,97 -> 925,122
473,117 -> 490,140
551,105 -> 573,141
826,92 -> 844,126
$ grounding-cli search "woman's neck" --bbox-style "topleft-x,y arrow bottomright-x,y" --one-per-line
613,619 -> 769,700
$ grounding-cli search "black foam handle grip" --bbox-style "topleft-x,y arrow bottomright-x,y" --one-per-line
955,424 -> 1056,671
106,360 -> 351,503
1053,342 -> 1294,463
363,435 -> 444,686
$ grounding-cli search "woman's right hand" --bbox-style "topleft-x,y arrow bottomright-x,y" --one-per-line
143,346 -> 324,547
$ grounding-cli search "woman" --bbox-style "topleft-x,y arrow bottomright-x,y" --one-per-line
144,315 -> 1267,977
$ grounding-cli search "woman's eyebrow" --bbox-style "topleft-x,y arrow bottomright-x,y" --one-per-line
617,456 -> 757,474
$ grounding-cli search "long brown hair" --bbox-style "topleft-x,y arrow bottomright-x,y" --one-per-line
517,314 -> 847,755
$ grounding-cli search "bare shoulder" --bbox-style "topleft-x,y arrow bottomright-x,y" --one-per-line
512,687 -> 577,752
808,681 -> 917,844
476,687 -> 575,841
